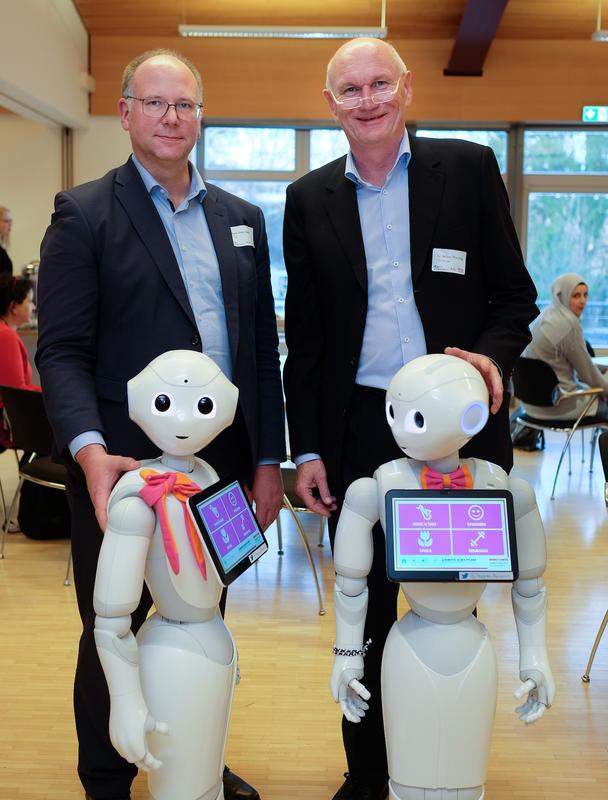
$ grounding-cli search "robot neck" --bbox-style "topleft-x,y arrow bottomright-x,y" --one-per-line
425,451 -> 460,474
160,452 -> 196,474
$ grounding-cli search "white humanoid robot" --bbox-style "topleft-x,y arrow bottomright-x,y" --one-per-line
93,350 -> 240,800
331,354 -> 556,800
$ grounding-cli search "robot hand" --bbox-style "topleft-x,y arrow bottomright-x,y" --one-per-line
109,695 -> 169,771
330,655 -> 371,723
513,658 -> 556,725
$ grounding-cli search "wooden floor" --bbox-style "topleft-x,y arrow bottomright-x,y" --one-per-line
1,434 -> 607,800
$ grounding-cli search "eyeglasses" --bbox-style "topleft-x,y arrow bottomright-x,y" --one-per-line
331,76 -> 402,110
125,95 -> 203,121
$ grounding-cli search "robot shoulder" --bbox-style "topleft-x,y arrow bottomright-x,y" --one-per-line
469,458 -> 509,489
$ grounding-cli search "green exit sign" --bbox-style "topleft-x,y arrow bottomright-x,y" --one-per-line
582,106 -> 608,123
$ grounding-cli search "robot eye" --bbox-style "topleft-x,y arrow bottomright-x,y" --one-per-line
151,393 -> 175,415
385,401 -> 395,427
403,409 -> 426,433
194,395 -> 216,419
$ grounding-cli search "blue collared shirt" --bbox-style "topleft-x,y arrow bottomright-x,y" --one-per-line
346,131 -> 426,389
69,156 -> 231,459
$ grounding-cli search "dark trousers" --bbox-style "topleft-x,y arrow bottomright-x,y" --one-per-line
69,419 -> 251,799
330,385 -> 404,784
330,385 -> 511,783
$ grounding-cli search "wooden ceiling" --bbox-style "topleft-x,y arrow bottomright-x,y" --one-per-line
72,0 -> 603,41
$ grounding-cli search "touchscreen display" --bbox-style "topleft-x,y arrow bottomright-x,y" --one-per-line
386,491 -> 517,581
192,480 -> 266,575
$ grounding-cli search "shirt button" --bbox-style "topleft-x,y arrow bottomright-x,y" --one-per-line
398,297 -> 405,303
393,261 -> 399,267
403,337 -> 410,343
382,189 -> 388,195
386,224 -> 392,230
182,246 -> 188,252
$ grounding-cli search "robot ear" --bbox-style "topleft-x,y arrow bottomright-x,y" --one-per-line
460,401 -> 489,436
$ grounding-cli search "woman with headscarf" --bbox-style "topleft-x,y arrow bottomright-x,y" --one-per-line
521,272 -> 608,420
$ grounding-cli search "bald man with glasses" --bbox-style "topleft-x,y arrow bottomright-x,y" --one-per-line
283,38 -> 537,800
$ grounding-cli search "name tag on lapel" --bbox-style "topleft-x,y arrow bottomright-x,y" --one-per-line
432,248 -> 466,275
230,225 -> 255,248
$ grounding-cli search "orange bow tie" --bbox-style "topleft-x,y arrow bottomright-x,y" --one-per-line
420,463 -> 473,490
139,469 -> 206,580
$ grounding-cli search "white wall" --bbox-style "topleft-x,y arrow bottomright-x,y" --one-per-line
0,0 -> 89,128
0,113 -> 62,272
73,116 -> 133,185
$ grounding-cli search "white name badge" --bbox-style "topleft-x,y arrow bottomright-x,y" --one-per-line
231,225 -> 255,248
431,248 -> 466,275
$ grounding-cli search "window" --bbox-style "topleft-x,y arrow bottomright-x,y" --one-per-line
524,130 -> 608,175
416,129 -> 508,173
522,130 -> 608,345
200,125 -> 346,320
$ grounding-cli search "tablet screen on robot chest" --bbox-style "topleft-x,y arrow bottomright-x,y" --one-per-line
384,489 -> 518,583
188,477 -> 268,586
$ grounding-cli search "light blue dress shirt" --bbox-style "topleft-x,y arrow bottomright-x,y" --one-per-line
69,157 -> 231,458
296,132 -> 427,466
346,131 -> 426,389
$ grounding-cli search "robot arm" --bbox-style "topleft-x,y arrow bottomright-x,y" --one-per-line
331,477 -> 379,723
509,478 -> 556,724
93,493 -> 167,770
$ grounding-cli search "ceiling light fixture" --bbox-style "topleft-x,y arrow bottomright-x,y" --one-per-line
592,0 -> 608,40
179,0 -> 387,39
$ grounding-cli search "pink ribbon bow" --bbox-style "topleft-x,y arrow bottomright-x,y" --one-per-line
139,469 -> 207,580
420,463 -> 473,490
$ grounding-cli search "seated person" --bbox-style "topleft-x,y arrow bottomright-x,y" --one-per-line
0,275 -> 40,448
0,274 -> 69,539
522,272 -> 608,420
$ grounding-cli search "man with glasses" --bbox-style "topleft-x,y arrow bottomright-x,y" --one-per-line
283,38 -> 537,800
37,49 -> 285,800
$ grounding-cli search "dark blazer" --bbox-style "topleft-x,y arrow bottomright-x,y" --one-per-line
0,244 -> 12,275
283,136 -> 538,484
36,157 -> 285,469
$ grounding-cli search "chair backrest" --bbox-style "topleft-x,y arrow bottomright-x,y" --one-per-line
0,386 -> 54,455
512,357 -> 560,407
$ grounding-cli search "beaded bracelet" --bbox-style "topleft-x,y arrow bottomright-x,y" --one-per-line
332,638 -> 372,658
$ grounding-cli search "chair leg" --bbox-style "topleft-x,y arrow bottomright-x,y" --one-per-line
589,428 -> 599,474
64,544 -> 72,586
282,495 -> 326,615
276,509 -> 284,555
582,609 -> 608,682
318,515 -> 326,547
0,476 -> 24,559
552,429 -> 578,499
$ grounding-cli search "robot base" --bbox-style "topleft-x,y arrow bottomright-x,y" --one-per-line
139,613 -> 237,800
389,784 -> 484,800
382,611 -> 496,793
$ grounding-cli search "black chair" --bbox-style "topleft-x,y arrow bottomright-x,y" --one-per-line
582,431 -> 608,682
0,386 -> 72,585
276,464 -> 326,615
511,357 -> 608,499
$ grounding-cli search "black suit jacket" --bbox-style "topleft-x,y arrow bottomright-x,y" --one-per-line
36,157 -> 285,471
283,136 -> 538,485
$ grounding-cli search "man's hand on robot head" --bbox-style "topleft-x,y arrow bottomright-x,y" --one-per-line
513,678 -> 549,725
444,347 -> 503,414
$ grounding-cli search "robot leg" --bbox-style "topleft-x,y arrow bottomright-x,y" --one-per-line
382,612 -> 495,800
138,612 -> 237,800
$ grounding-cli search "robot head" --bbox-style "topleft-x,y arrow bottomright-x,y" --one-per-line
385,354 -> 489,461
127,350 -> 239,456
